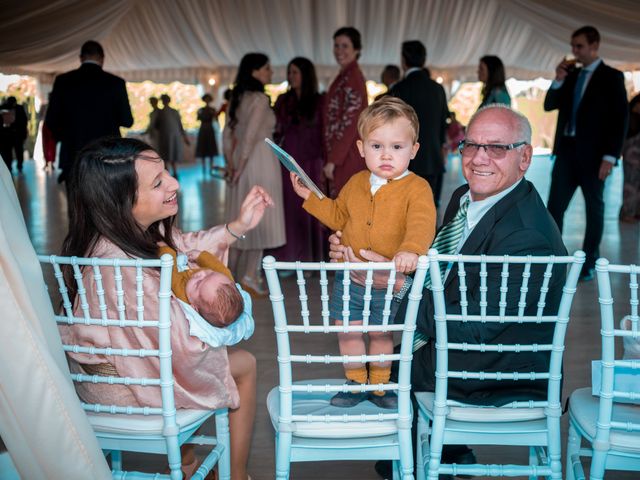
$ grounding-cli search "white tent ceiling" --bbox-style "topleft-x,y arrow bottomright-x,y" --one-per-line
1,0 -> 638,86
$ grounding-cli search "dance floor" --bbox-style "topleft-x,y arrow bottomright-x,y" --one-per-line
12,153 -> 640,479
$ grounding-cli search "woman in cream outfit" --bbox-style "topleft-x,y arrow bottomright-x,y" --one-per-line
224,53 -> 285,296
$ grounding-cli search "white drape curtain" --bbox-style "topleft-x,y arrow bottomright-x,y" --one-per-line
1,0 -> 639,83
0,159 -> 111,479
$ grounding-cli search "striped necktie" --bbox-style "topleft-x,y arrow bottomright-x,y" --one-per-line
413,196 -> 470,351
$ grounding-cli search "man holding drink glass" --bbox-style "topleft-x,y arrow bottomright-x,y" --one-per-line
544,25 -> 628,282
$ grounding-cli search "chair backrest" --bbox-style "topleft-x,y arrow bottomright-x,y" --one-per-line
594,258 -> 640,436
263,256 -> 428,426
428,248 -> 584,410
38,254 -> 181,456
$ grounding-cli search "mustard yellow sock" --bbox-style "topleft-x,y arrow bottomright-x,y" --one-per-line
345,366 -> 368,386
369,365 -> 391,396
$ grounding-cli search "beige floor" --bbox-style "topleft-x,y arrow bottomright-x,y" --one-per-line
12,153 -> 640,479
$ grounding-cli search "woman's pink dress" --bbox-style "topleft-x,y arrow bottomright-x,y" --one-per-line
59,225 -> 239,410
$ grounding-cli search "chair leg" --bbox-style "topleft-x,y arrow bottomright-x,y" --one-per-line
275,431 -> 292,480
416,414 -> 427,480
565,420 -> 581,480
109,450 -> 122,471
215,410 -> 232,480
547,413 -> 562,480
397,422 -> 414,479
427,416 -> 445,480
590,448 -> 608,480
528,446 -> 539,480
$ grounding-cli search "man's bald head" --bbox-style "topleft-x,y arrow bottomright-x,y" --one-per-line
462,106 -> 533,201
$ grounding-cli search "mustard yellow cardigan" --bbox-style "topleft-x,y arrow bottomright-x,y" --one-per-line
303,171 -> 436,261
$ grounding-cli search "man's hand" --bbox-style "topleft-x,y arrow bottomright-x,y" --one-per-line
290,172 -> 311,200
328,230 -> 347,262
393,251 -> 418,274
554,58 -> 572,82
329,233 -> 406,290
598,160 -> 614,181
323,162 -> 335,180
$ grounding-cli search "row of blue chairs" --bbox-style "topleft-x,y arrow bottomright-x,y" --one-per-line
38,249 -> 639,479
261,251 -> 639,479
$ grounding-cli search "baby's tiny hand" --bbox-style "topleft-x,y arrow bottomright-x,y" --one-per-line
393,251 -> 418,274
186,249 -> 202,262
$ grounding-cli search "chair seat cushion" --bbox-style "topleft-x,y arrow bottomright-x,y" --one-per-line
87,409 -> 213,435
415,392 -> 546,422
569,387 -> 640,454
267,379 -> 409,439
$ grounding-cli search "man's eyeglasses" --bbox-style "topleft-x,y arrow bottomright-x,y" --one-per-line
458,140 -> 528,159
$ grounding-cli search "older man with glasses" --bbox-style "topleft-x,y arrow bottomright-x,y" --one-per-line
330,105 -> 568,478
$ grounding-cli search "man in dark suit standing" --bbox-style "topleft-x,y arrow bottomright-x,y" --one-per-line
46,40 -> 133,185
331,106 -> 567,476
544,26 -> 628,281
390,41 -> 449,207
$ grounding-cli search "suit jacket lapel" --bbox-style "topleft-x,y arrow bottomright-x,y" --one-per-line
442,180 -> 531,290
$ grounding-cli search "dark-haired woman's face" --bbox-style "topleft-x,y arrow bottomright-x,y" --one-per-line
478,61 -> 488,83
131,151 -> 179,230
288,64 -> 302,91
333,35 -> 358,68
252,63 -> 273,86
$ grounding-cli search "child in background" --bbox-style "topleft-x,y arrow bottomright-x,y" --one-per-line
291,96 -> 436,408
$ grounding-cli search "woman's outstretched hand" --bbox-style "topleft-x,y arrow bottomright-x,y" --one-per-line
227,186 -> 274,239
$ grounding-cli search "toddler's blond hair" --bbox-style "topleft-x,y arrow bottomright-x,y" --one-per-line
357,96 -> 419,143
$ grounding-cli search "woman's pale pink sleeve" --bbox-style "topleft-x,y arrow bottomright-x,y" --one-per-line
173,225 -> 230,266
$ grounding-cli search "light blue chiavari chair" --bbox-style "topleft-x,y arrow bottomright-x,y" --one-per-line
416,248 -> 584,480
263,255 -> 429,480
566,258 -> 640,480
38,254 -> 230,480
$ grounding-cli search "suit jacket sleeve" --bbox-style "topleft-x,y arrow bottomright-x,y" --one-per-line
543,81 -> 568,112
438,86 -> 449,146
45,76 -> 65,139
602,69 -> 629,158
117,78 -> 134,128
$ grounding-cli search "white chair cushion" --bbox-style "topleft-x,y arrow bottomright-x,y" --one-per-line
415,391 -> 546,422
267,379 -> 406,439
570,387 -> 640,454
87,409 -> 212,435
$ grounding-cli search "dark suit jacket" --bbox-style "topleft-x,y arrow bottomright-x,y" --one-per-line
399,179 -> 567,405
46,62 -> 133,171
390,69 -> 449,177
544,61 -> 628,171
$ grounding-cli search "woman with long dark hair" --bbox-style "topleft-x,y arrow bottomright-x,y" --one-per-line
223,53 -> 285,296
323,26 -> 368,197
477,55 -> 511,108
268,57 -> 325,263
60,137 -> 268,479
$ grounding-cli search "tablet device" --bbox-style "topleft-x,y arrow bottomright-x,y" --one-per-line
265,138 -> 325,199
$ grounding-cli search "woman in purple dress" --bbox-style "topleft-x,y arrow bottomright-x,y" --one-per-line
268,57 -> 326,262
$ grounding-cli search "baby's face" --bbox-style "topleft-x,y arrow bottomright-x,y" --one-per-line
357,118 -> 419,180
185,270 -> 231,308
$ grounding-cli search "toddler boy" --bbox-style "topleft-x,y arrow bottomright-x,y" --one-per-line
291,96 -> 436,408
